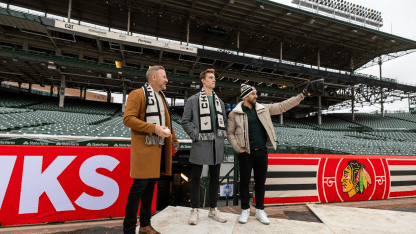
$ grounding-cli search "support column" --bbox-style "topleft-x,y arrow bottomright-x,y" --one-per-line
318,95 -> 322,125
68,0 -> 72,23
59,75 -> 66,107
78,49 -> 84,60
184,90 -> 188,105
186,18 -> 190,46
381,88 -> 384,116
79,87 -> 82,99
107,90 -> 111,103
280,114 -> 283,125
279,41 -> 283,63
122,83 -> 127,112
237,32 -> 240,54
84,87 -> 87,100
50,85 -> 54,96
28,83 -> 32,93
127,0 -> 131,33
409,93 -> 411,113
18,82 -> 22,93
317,49 -> 321,70
379,57 -> 384,117
352,87 -> 355,121
23,39 -> 29,51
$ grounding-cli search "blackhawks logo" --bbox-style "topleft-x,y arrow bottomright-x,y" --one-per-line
340,160 -> 372,198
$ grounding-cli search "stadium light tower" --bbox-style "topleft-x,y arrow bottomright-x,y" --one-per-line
292,0 -> 383,29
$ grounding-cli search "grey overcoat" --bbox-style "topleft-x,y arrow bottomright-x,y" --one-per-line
181,92 -> 227,165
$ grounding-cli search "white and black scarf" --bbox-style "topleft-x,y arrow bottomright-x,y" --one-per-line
142,82 -> 169,145
198,88 -> 227,140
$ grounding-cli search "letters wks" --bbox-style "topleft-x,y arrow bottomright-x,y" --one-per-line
0,155 -> 120,214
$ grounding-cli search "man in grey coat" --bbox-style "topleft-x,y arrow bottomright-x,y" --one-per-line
181,68 -> 227,225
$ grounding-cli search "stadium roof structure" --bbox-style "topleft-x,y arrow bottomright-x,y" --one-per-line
4,0 -> 416,71
1,0 -> 416,115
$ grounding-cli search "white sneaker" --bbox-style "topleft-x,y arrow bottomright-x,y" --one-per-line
238,208 -> 250,224
208,208 -> 227,223
188,208 -> 199,225
255,209 -> 270,225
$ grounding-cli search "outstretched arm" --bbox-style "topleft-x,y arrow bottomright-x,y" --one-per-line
264,94 -> 304,116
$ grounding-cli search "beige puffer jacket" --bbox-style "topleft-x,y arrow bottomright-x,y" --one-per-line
227,94 -> 304,154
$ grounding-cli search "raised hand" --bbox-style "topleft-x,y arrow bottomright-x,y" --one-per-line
303,79 -> 325,97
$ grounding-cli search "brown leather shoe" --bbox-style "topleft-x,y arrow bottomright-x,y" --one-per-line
138,225 -> 160,234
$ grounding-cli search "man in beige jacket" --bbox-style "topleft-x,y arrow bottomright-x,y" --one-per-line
227,80 -> 323,225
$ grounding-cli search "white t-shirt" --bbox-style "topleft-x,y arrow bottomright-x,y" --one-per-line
155,92 -> 166,127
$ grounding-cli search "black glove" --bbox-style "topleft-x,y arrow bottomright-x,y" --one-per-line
303,79 -> 325,97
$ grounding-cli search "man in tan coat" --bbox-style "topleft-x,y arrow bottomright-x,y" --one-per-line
123,65 -> 179,234
227,80 -> 323,225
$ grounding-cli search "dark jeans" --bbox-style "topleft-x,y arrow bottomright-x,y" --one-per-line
123,178 -> 157,234
190,163 -> 221,208
239,149 -> 268,210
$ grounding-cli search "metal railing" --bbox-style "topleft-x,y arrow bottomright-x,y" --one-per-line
201,150 -> 239,207
218,151 -> 239,206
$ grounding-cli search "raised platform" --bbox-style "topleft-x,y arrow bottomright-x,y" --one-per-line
148,206 -> 333,234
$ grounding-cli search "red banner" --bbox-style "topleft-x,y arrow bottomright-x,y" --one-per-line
0,145 -> 157,227
263,154 -> 416,205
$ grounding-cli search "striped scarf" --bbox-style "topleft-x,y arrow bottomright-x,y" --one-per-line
198,88 -> 227,140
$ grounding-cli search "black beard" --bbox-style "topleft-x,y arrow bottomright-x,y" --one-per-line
248,100 -> 256,108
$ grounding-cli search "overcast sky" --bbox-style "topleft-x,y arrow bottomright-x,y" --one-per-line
110,0 -> 416,113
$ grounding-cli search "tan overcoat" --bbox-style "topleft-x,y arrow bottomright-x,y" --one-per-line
227,94 -> 304,154
123,88 -> 178,179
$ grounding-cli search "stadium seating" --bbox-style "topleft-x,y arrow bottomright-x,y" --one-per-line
385,113 -> 416,123
273,126 -> 416,156
292,114 -> 362,129
29,98 -> 121,115
170,111 -> 183,124
2,87 -> 416,156
4,111 -> 110,134
0,7 -> 42,22
27,111 -> 111,124
0,112 -> 53,131
171,121 -> 190,140
271,116 -> 315,129
365,131 -> 416,142
331,113 -> 416,129
0,91 -> 48,107
7,9 -> 26,19
0,107 -> 32,114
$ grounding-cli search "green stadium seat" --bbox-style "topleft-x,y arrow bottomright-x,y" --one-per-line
7,9 -> 26,19
23,14 -> 41,22
0,7 -> 10,16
